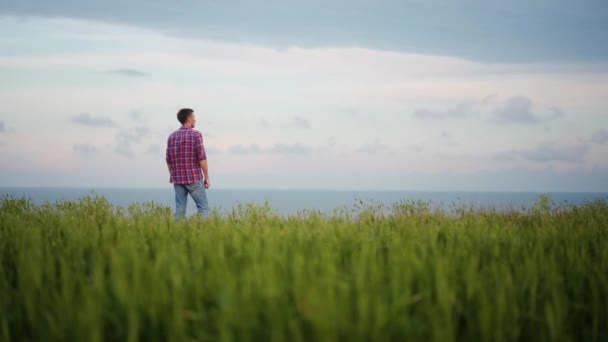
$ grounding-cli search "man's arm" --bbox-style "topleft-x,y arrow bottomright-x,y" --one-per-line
166,139 -> 172,174
200,159 -> 209,186
196,132 -> 210,188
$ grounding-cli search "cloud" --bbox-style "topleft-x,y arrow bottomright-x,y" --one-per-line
0,122 -> 10,146
337,108 -> 363,118
71,113 -> 116,127
129,110 -> 142,120
413,103 -> 472,120
114,144 -> 134,158
147,144 -> 161,155
204,146 -> 221,155
413,109 -> 444,120
107,68 -> 149,77
114,125 -> 150,158
410,144 -> 424,153
1,1 -> 607,62
268,143 -> 312,155
229,144 -> 261,155
72,143 -> 99,156
493,151 -> 518,162
228,143 -> 312,156
134,125 -> 150,136
493,97 -> 537,124
116,126 -> 149,144
260,119 -> 271,128
494,140 -> 590,163
327,136 -> 337,148
439,131 -> 458,145
0,121 -> 15,134
492,97 -> 563,125
358,139 -> 390,154
284,116 -> 311,129
591,129 -> 608,144
481,93 -> 498,104
549,107 -> 565,119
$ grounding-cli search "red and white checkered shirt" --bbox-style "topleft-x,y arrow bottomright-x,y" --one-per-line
166,126 -> 206,184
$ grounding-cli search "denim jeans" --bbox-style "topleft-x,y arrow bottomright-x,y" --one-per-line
174,180 -> 209,219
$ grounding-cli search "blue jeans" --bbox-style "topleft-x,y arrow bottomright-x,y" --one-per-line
174,180 -> 209,219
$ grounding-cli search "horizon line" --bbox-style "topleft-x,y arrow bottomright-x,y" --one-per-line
0,185 -> 607,194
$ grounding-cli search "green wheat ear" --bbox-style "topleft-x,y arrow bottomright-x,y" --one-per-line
0,194 -> 606,341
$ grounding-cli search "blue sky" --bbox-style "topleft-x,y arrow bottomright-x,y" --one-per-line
0,1 -> 607,191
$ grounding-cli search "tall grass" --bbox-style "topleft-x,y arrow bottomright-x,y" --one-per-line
1,194 -> 607,341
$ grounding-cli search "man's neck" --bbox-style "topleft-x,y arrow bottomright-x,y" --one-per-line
182,123 -> 192,129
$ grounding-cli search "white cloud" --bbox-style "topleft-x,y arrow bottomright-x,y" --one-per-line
284,116 -> 311,129
0,121 -> 14,135
72,143 -> 99,156
591,129 -> 608,145
492,96 -> 563,124
494,140 -> 591,163
413,102 -> 474,120
228,143 -> 313,156
358,139 -> 390,154
1,17 -> 607,190
114,125 -> 151,158
147,144 -> 161,155
108,69 -> 149,77
71,113 -> 115,127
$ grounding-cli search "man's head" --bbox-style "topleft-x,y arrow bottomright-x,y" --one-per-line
177,108 -> 196,128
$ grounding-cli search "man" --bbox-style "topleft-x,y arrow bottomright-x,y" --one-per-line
166,108 -> 210,219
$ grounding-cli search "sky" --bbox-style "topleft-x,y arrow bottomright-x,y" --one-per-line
0,0 -> 607,191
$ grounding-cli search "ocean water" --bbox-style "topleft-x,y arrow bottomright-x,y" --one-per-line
1,187 -> 607,217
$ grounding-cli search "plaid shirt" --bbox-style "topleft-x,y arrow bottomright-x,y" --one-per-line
166,126 -> 207,184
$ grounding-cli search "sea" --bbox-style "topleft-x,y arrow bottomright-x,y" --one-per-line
1,187 -> 607,217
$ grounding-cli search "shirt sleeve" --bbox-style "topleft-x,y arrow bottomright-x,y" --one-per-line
196,132 -> 207,161
165,137 -> 172,164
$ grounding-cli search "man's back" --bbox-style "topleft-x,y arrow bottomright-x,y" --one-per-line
167,108 -> 210,219
166,126 -> 206,184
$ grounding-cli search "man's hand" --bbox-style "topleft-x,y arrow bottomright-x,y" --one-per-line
204,178 -> 210,189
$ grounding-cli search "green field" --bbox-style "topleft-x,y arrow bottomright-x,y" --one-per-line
1,194 -> 607,341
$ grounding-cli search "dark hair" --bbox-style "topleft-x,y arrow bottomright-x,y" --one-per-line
177,108 -> 194,124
